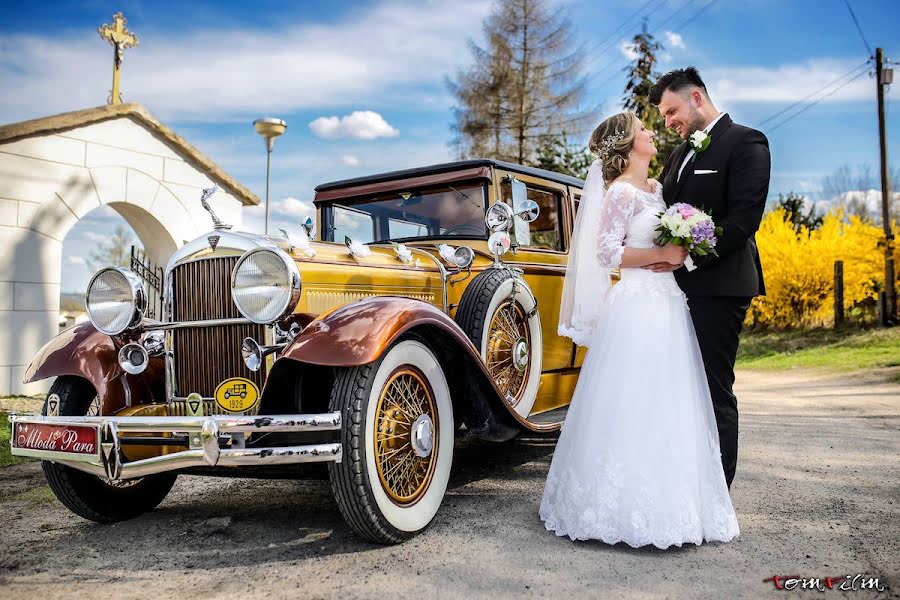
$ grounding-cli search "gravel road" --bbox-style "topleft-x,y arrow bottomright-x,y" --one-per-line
1,368 -> 898,599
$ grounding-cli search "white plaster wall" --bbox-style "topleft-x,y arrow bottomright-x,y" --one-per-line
0,115 -> 246,395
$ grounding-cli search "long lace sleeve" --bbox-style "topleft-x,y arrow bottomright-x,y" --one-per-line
595,182 -> 638,269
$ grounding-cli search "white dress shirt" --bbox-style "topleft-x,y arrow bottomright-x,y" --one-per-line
677,112 -> 725,182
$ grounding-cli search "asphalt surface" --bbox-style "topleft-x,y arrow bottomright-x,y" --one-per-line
0,368 -> 898,599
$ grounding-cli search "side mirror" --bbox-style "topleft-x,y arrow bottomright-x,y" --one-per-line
302,216 -> 316,240
515,199 -> 540,223
509,178 -> 532,247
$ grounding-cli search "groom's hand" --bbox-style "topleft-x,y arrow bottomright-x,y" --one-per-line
643,262 -> 682,272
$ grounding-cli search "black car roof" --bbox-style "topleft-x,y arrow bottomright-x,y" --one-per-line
314,158 -> 585,192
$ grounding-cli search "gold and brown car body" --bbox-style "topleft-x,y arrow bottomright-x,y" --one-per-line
9,158 -> 589,542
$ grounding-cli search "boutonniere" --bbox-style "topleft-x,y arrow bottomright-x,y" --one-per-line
689,130 -> 711,161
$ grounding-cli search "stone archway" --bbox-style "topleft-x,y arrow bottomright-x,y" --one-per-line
0,104 -> 260,395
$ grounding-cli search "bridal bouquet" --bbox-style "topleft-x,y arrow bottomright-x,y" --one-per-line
655,203 -> 722,270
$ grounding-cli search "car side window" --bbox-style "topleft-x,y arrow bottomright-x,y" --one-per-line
333,205 -> 375,243
500,181 -> 563,251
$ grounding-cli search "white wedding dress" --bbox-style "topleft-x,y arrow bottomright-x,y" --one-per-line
540,179 -> 740,549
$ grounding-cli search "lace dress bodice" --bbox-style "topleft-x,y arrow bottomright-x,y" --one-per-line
595,180 -> 684,298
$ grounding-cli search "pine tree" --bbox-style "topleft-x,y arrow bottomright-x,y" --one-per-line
777,191 -> 823,233
622,21 -> 680,179
88,224 -> 137,271
448,0 -> 594,164
534,131 -> 593,179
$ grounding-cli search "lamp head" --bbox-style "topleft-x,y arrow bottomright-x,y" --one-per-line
254,118 -> 287,151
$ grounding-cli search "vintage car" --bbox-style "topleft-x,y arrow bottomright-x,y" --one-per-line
9,158 -> 590,544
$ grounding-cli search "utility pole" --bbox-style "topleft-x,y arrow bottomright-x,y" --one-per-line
876,47 -> 896,325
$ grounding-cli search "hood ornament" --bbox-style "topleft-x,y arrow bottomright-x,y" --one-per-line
200,185 -> 232,231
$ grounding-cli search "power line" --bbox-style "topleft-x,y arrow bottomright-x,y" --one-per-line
583,0 -> 669,73
587,0 -> 716,92
582,0 -> 660,59
767,67 -> 871,132
667,0 -> 718,33
756,60 -> 871,127
585,0 -> 695,78
842,0 -> 874,57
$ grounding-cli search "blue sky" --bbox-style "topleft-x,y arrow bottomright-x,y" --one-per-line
0,0 -> 897,292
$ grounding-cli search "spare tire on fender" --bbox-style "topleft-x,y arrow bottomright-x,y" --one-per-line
454,268 -> 542,418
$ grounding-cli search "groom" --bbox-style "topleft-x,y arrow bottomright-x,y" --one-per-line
647,67 -> 771,489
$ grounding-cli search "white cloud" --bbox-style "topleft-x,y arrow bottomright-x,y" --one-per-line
341,154 -> 361,167
241,196 -> 316,236
309,111 -> 400,140
66,255 -> 87,266
0,0 -> 493,123
663,31 -> 685,50
706,58 -> 871,104
619,41 -> 640,61
274,196 -> 316,218
81,231 -> 107,243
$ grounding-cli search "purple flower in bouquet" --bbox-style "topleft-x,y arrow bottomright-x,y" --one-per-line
690,220 -> 718,246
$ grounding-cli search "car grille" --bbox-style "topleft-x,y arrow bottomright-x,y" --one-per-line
169,256 -> 267,404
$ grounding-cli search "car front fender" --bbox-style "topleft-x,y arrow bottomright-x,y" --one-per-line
275,296 -> 558,437
24,321 -> 164,415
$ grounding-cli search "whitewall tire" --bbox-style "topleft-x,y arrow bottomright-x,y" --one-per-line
328,336 -> 454,543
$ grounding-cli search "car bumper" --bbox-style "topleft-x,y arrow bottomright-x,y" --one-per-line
8,413 -> 342,482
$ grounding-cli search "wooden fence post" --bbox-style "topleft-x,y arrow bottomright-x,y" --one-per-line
834,260 -> 844,328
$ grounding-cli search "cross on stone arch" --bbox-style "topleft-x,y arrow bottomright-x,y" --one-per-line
98,12 -> 139,104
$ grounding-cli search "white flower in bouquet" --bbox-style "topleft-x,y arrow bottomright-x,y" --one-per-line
672,220 -> 692,238
686,213 -> 706,227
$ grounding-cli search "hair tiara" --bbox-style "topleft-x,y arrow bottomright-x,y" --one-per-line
598,130 -> 625,160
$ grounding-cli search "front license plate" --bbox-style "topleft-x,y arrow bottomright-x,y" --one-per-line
12,422 -> 100,457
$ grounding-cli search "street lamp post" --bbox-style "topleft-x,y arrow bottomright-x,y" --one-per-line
253,118 -> 287,235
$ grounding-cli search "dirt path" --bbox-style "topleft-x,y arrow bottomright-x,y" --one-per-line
0,368 -> 897,599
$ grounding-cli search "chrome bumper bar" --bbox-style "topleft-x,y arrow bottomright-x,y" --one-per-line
9,413 -> 342,482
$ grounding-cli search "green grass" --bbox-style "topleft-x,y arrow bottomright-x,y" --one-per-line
0,411 -> 30,467
737,326 -> 900,373
11,486 -> 55,503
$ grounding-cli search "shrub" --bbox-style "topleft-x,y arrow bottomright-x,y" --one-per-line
747,209 -> 898,329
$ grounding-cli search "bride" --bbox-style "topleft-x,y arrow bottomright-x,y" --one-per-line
539,112 -> 739,548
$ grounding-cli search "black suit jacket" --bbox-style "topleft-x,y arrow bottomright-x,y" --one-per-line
661,114 -> 770,297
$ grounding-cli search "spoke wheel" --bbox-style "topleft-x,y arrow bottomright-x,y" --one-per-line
374,367 -> 438,505
328,336 -> 454,544
485,300 -> 530,406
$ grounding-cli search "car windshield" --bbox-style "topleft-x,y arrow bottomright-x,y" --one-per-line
323,182 -> 488,243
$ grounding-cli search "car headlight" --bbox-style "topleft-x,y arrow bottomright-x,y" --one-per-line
452,246 -> 475,268
85,268 -> 147,335
485,202 -> 514,232
231,248 -> 302,324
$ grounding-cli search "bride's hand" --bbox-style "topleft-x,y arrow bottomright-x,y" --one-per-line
660,243 -> 688,265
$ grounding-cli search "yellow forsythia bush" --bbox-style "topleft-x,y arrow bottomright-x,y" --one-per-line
746,209 -> 899,329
